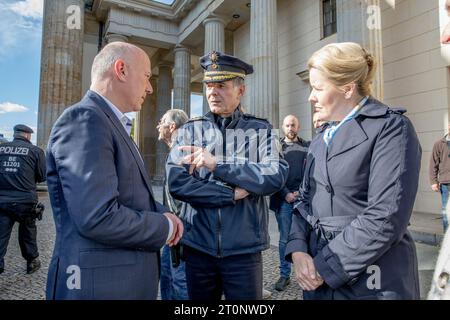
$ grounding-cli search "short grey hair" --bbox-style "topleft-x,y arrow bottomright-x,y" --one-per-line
232,77 -> 245,87
91,42 -> 135,83
162,109 -> 189,129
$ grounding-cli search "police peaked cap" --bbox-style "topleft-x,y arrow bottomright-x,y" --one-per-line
13,124 -> 34,134
200,51 -> 254,83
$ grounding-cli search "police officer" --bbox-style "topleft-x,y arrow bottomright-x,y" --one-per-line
166,51 -> 289,300
0,133 -> 8,144
0,124 -> 46,274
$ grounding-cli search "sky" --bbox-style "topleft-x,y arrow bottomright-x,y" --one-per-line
0,0 -> 203,145
0,0 -> 43,144
153,0 -> 176,5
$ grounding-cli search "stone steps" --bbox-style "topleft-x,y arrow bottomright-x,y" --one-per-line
409,211 -> 444,246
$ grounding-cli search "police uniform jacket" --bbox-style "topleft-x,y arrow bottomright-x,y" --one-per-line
167,106 -> 289,257
285,97 -> 422,299
0,136 -> 46,204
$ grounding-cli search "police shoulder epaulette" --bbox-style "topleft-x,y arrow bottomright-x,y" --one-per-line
186,116 -> 208,123
243,113 -> 270,123
387,107 -> 407,115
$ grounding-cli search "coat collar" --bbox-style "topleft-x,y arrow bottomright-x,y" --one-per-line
316,97 -> 394,129
356,97 -> 389,118
441,134 -> 450,143
313,97 -> 402,179
204,105 -> 243,120
326,96 -> 409,160
13,136 -> 31,144
204,105 -> 244,129
324,98 -> 387,161
85,90 -> 155,198
326,118 -> 368,161
315,97 -> 392,160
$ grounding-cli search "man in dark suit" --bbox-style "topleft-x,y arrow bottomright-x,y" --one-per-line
45,42 -> 183,300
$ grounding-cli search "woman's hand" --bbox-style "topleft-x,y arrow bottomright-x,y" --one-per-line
292,252 -> 324,291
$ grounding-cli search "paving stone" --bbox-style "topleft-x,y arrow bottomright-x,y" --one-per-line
0,186 -> 437,300
0,188 -> 302,300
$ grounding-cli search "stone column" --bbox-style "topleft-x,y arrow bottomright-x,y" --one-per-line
105,33 -> 129,43
249,0 -> 279,127
202,16 -> 226,113
38,0 -> 84,149
173,45 -> 191,116
138,77 -> 158,178
337,0 -> 383,100
203,16 -> 226,54
155,62 -> 173,180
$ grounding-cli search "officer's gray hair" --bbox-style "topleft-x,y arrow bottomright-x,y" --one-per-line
232,77 -> 245,87
91,42 -> 136,83
162,109 -> 189,129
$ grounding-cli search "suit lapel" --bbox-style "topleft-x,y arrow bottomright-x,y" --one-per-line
326,118 -> 368,161
87,91 -> 155,197
316,137 -> 329,184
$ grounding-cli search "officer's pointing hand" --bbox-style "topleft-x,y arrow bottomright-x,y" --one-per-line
179,146 -> 217,174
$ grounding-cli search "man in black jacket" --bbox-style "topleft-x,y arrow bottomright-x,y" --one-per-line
0,125 -> 46,274
167,51 -> 288,300
270,115 -> 309,291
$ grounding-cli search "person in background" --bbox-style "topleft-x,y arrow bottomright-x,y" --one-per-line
269,115 -> 309,291
429,121 -> 450,233
0,125 -> 46,275
428,0 -> 450,299
441,0 -> 450,44
157,109 -> 189,300
313,112 -> 325,130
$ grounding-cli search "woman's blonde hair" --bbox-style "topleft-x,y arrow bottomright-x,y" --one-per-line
307,42 -> 376,96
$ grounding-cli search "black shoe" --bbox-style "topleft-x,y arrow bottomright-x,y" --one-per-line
0,267 -> 3,274
274,277 -> 290,291
26,258 -> 41,274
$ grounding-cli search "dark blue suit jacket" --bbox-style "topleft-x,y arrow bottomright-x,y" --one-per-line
46,90 -> 169,300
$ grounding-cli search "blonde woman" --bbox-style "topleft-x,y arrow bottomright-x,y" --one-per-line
285,42 -> 422,300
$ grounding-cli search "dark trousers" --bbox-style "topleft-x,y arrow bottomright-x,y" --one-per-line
184,245 -> 262,300
0,202 -> 39,269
